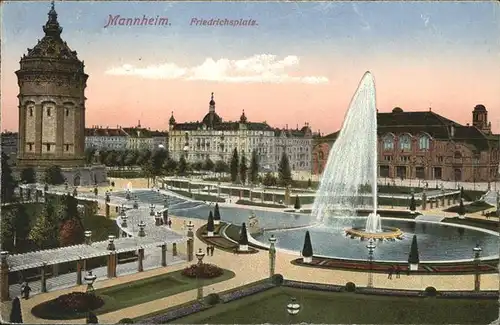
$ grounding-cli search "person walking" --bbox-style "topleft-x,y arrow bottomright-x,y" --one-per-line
210,245 -> 215,256
21,282 -> 31,299
168,219 -> 172,228
387,266 -> 394,279
206,245 -> 210,256
395,265 -> 401,278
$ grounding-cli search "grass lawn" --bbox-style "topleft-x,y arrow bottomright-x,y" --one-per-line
169,287 -> 498,324
32,268 -> 235,319
82,213 -> 119,242
445,200 -> 493,214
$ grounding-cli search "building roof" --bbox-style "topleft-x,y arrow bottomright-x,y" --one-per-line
318,107 -> 497,151
85,128 -> 128,137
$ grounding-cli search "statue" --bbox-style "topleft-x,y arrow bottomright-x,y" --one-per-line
248,212 -> 263,235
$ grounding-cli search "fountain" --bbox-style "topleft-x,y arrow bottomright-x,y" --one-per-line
312,71 -> 402,240
126,182 -> 133,191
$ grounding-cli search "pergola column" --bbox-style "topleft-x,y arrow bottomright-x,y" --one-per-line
105,203 -> 110,218
272,193 -> 276,204
249,190 -> 253,201
161,244 -> 167,267
138,248 -> 144,272
162,209 -> 169,224
261,191 -> 264,203
76,259 -> 83,285
188,183 -> 191,193
447,196 -> 451,206
172,243 -> 178,256
40,263 -> 47,293
0,252 -> 10,302
217,187 -> 221,197
52,263 -> 59,277
207,185 -> 211,195
107,252 -> 117,278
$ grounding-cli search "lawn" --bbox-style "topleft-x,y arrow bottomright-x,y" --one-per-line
445,200 -> 493,214
168,287 -> 498,324
31,268 -> 236,319
82,213 -> 119,242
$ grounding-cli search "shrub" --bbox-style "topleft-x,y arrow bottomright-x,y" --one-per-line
181,263 -> 224,279
204,293 -> 220,305
345,282 -> 356,292
54,292 -> 104,313
424,286 -> 438,297
271,274 -> 284,285
118,318 -> 135,323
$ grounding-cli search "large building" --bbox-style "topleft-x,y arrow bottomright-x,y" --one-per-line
1,131 -> 19,158
14,3 -> 106,185
85,123 -> 168,152
313,105 -> 500,183
168,93 -> 312,171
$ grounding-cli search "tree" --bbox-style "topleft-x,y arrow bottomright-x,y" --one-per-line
124,150 -> 138,167
1,152 -> 16,202
408,235 -> 420,265
105,151 -> 117,166
239,153 -> 248,184
301,231 -> 313,257
458,198 -> 466,217
262,172 -> 277,187
192,161 -> 203,171
163,158 -> 178,175
213,203 -> 221,222
116,151 -> 127,169
214,160 -> 228,176
1,209 -> 15,252
307,178 -> 312,188
230,148 -> 239,183
203,157 -> 215,173
86,311 -> 99,324
239,222 -> 249,245
409,193 -> 416,213
147,149 -> 168,183
97,150 -> 108,165
137,149 -> 152,166
59,218 -> 85,247
249,149 -> 259,184
177,155 -> 188,176
84,148 -> 96,165
10,297 -> 23,323
44,165 -> 65,185
278,151 -> 292,187
20,167 -> 37,184
29,199 -> 59,249
294,195 -> 301,210
10,204 -> 32,252
207,211 -> 215,233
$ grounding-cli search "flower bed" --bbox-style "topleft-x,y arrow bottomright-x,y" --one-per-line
31,292 -> 104,320
181,263 -> 224,279
141,301 -> 212,324
283,280 -> 343,292
219,281 -> 275,303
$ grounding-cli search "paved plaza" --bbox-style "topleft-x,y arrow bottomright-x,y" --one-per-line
3,178 -> 499,324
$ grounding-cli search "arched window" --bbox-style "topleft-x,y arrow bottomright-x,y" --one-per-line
29,108 -> 33,117
383,134 -> 394,150
399,134 -> 411,151
47,107 -> 51,117
419,135 -> 430,150
65,108 -> 69,116
454,151 -> 462,159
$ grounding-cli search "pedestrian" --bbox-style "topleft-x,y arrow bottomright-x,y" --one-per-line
21,282 -> 31,299
395,265 -> 401,278
210,245 -> 214,256
168,219 -> 172,228
206,245 -> 210,256
387,266 -> 393,279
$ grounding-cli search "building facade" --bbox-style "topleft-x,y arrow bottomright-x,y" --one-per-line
312,106 -> 500,183
168,93 -> 312,171
14,3 -> 106,185
85,123 -> 168,152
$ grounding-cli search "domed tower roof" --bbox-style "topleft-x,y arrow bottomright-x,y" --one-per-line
239,110 -> 247,123
473,104 -> 486,112
392,107 -> 404,113
202,112 -> 222,125
209,92 -> 215,106
22,1 -> 80,61
169,111 -> 176,125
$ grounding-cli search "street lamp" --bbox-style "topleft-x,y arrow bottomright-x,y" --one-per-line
195,248 -> 205,300
286,297 -> 301,315
366,238 -> 376,288
473,243 -> 482,291
84,270 -> 97,293
149,203 -> 155,216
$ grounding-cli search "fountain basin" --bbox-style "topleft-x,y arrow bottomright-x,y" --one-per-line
345,226 -> 403,241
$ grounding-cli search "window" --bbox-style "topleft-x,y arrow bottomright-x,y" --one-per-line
46,144 -> 51,151
419,135 -> 430,150
28,143 -> 33,151
65,144 -> 70,151
383,135 -> 394,150
399,134 -> 411,151
29,108 -> 33,117
454,151 -> 462,159
65,108 -> 69,116
47,108 -> 51,117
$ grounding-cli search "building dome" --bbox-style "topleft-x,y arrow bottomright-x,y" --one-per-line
474,104 -> 486,112
240,110 -> 247,123
202,112 -> 222,125
392,107 -> 403,113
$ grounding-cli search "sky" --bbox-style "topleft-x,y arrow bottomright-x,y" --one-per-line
2,1 -> 500,134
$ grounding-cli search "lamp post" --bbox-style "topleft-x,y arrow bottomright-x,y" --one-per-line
149,203 -> 155,216
286,297 -> 301,320
195,248 -> 205,300
473,243 -> 482,291
366,238 -> 376,288
269,235 -> 277,277
84,270 -> 97,293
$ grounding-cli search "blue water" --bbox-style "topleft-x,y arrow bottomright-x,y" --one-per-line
120,190 -> 499,262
